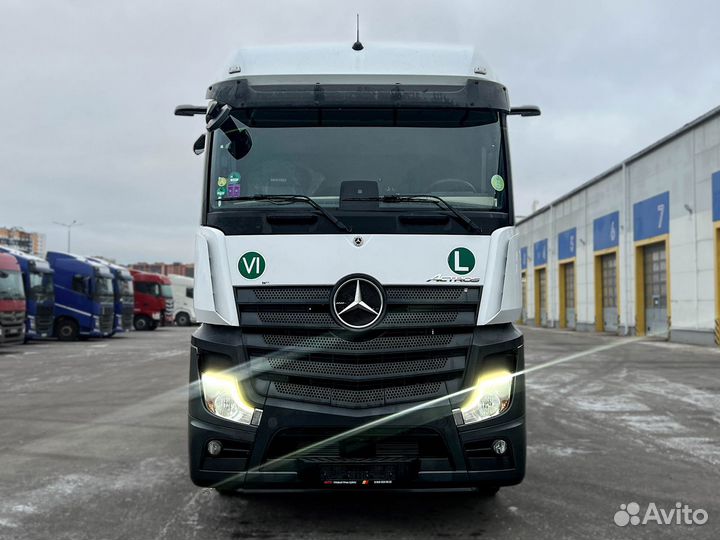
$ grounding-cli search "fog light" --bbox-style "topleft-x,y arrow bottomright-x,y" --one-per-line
492,439 -> 507,455
207,440 -> 223,456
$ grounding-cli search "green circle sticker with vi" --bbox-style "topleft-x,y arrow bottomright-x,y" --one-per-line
239,251 -> 266,279
491,174 -> 505,192
448,247 -> 475,275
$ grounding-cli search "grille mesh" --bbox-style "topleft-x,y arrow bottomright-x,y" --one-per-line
254,287 -> 332,302
272,381 -> 442,406
266,356 -> 448,377
256,311 -> 460,326
258,311 -> 333,325
386,287 -> 467,301
262,333 -> 453,350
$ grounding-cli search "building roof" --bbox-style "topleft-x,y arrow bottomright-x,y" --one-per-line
517,104 -> 720,224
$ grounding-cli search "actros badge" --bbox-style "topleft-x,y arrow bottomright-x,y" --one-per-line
331,275 -> 386,330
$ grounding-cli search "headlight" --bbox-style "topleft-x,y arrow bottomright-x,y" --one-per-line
200,371 -> 262,426
455,369 -> 513,425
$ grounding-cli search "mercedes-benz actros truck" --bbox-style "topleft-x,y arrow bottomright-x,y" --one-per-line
177,41 -> 539,493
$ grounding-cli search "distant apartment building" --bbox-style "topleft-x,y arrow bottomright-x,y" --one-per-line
0,227 -> 46,256
129,261 -> 194,277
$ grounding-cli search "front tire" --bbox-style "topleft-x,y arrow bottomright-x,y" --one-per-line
175,312 -> 191,327
134,315 -> 152,331
55,319 -> 79,342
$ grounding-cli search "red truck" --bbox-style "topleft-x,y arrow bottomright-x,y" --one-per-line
130,270 -> 174,331
0,253 -> 26,345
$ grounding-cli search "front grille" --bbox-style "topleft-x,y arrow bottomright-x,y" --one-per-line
35,304 -> 53,334
121,305 -> 133,329
264,428 -> 450,463
0,311 -> 24,326
271,380 -> 443,407
261,332 -> 454,351
99,305 -> 114,333
235,284 -> 480,409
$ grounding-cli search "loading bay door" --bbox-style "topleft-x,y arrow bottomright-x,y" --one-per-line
535,268 -> 547,326
560,262 -> 576,329
521,271 -> 527,322
643,242 -> 668,336
601,253 -> 618,332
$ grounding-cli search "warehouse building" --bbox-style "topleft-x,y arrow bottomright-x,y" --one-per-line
516,105 -> 720,346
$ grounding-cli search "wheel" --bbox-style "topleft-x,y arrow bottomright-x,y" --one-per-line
175,312 -> 191,327
55,319 -> 79,342
476,486 -> 500,497
134,315 -> 152,331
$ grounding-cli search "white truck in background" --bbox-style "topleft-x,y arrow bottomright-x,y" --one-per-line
168,274 -> 196,326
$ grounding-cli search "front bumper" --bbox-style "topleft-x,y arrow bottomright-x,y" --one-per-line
189,323 -> 525,490
0,323 -> 25,345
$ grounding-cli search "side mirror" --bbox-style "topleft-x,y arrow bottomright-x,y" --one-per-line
193,134 -> 206,155
508,106 -> 541,117
206,103 -> 252,160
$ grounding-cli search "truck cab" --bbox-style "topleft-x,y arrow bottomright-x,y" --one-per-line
0,247 -> 54,340
46,252 -> 115,341
178,42 -> 538,493
130,270 -> 174,330
88,258 -> 135,333
168,274 -> 196,326
0,252 -> 26,345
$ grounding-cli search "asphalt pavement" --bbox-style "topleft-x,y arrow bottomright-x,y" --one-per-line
0,326 -> 718,539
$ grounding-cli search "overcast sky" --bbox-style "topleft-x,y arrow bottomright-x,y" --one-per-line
1,0 -> 719,263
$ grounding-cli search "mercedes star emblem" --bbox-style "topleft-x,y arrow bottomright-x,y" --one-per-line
331,275 -> 385,330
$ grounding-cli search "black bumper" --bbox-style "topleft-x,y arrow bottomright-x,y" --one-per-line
189,323 -> 525,491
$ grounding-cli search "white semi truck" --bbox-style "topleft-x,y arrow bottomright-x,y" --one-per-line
168,274 -> 196,326
176,40 -> 539,493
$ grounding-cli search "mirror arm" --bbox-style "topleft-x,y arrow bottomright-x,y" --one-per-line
508,106 -> 542,117
174,104 -> 206,117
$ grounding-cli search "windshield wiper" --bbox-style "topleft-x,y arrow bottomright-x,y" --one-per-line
217,195 -> 352,233
346,195 -> 483,233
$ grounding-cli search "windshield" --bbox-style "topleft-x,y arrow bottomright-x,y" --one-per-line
94,276 -> 114,302
29,271 -> 54,302
208,108 -> 507,213
0,270 -> 25,300
161,284 -> 173,299
118,278 -> 134,298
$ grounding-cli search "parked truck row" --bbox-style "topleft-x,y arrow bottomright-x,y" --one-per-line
0,247 -> 195,345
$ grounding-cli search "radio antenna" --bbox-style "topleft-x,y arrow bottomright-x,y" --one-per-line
352,14 -> 364,51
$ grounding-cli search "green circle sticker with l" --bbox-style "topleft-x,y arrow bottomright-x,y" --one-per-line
448,247 -> 475,275
491,174 -> 505,192
239,251 -> 265,279
229,171 -> 241,184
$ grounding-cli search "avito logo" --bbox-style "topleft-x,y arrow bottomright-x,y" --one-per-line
614,502 -> 708,527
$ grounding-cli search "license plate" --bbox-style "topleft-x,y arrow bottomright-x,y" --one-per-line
299,459 -> 417,487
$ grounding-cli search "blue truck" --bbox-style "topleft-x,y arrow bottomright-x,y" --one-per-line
46,252 -> 116,341
0,247 -> 55,341
88,257 -> 135,334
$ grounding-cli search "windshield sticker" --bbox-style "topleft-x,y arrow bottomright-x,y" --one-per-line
227,184 -> 241,198
216,186 -> 227,199
229,171 -> 241,184
448,247 -> 476,275
239,252 -> 266,279
491,174 -> 505,192
217,177 -> 228,187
